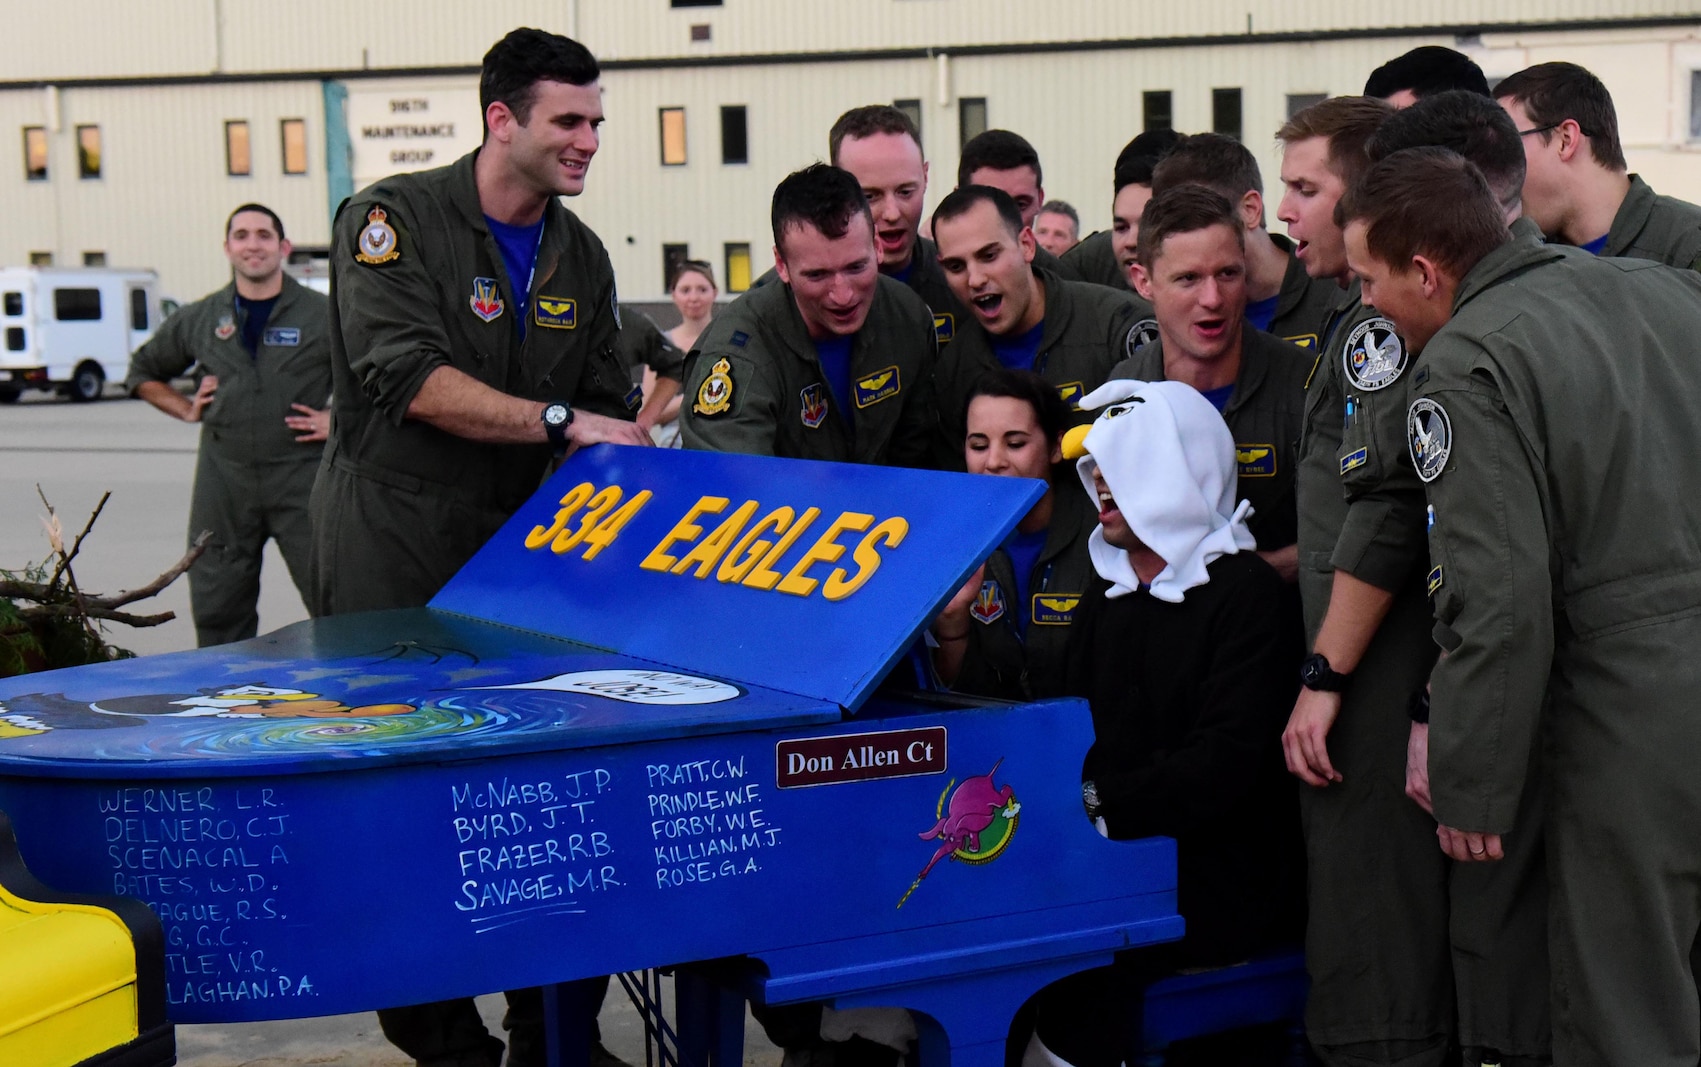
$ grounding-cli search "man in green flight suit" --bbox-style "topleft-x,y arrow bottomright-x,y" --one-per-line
127,203 -> 330,647
1340,144 -> 1701,1067
1496,61 -> 1701,267
1061,129 -> 1182,291
680,163 -> 937,466
929,185 -> 1145,468
307,27 -> 649,1067
954,129 -> 1084,282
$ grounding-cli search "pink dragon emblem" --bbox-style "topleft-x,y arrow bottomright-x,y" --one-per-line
898,759 -> 1021,907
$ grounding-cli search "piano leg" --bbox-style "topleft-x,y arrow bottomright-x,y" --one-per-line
541,977 -> 606,1067
675,968 -> 747,1067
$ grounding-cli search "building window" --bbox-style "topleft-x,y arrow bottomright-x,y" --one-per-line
54,288 -> 102,320
958,97 -> 987,148
281,118 -> 308,175
23,127 -> 47,181
1142,91 -> 1173,132
660,107 -> 687,166
2,293 -> 20,316
690,23 -> 711,42
1212,88 -> 1243,141
130,288 -> 150,331
720,106 -> 748,165
894,99 -> 922,145
82,251 -> 106,267
671,0 -> 721,6
1287,93 -> 1327,118
5,328 -> 21,352
724,243 -> 752,294
663,244 -> 690,289
76,125 -> 101,179
28,252 -> 52,266
225,120 -> 251,176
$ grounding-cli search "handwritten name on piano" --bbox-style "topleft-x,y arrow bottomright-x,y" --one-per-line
646,756 -> 784,889
522,481 -> 909,601
449,769 -> 622,930
97,785 -> 316,1007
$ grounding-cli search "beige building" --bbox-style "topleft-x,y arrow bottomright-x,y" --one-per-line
3,1 -> 1700,300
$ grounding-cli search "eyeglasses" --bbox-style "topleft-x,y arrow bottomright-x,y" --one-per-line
1517,122 -> 1562,137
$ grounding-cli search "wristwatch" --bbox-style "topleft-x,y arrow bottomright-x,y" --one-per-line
1299,652 -> 1352,692
1407,688 -> 1431,725
1081,780 -> 1102,820
542,402 -> 574,457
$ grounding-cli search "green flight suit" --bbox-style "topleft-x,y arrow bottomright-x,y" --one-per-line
309,150 -> 637,617
1267,234 -> 1338,351
619,307 -> 683,384
1060,229 -> 1127,290
125,275 -> 330,647
678,274 -> 937,466
1413,240 -> 1701,1067
1600,173 -> 1701,269
932,268 -> 1147,468
951,480 -> 1095,700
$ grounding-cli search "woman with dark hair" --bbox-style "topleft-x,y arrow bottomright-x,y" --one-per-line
931,368 -> 1094,699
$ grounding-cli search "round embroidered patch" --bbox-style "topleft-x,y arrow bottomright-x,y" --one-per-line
1126,318 -> 1159,358
1342,317 -> 1405,392
354,206 -> 400,265
1408,397 -> 1452,483
693,358 -> 734,416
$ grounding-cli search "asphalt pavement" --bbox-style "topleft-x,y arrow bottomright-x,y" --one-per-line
0,388 -> 782,1066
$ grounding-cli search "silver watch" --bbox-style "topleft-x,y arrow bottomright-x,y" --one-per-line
1082,780 -> 1102,819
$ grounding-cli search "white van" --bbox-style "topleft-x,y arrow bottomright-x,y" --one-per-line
0,267 -> 167,403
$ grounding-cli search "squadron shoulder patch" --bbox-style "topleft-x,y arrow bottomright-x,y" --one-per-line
534,296 -> 577,329
1126,317 -> 1159,358
214,314 -> 236,341
969,580 -> 1006,625
853,365 -> 901,408
933,313 -> 956,344
1031,594 -> 1080,626
1236,443 -> 1277,478
469,278 -> 504,323
799,383 -> 829,429
354,207 -> 401,265
694,358 -> 735,416
1342,317 -> 1405,392
1408,397 -> 1452,483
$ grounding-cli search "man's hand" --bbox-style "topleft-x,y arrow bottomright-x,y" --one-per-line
1405,722 -> 1433,814
185,376 -> 218,422
1437,825 -> 1504,863
1256,543 -> 1300,584
566,410 -> 654,452
1283,688 -> 1344,786
285,403 -> 330,443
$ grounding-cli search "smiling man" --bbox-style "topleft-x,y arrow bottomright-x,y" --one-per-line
928,185 -> 1146,468
680,163 -> 937,465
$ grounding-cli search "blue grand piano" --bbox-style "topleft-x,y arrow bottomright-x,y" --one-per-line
0,446 -> 1186,1066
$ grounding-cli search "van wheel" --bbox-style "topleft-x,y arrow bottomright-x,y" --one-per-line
68,363 -> 105,403
0,386 -> 18,404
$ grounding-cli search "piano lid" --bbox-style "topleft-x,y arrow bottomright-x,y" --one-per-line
430,445 -> 1044,712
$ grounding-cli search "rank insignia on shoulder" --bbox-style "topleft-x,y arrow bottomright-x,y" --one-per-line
262,327 -> 300,347
1286,332 -> 1319,349
799,383 -> 829,429
853,365 -> 901,408
1236,443 -> 1277,478
535,296 -> 577,329
1056,382 -> 1085,410
730,330 -> 749,348
1127,317 -> 1159,357
694,358 -> 735,416
469,277 -> 504,323
933,313 -> 955,343
969,580 -> 1006,625
1427,565 -> 1445,596
623,384 -> 643,411
1343,317 -> 1405,391
354,206 -> 401,265
1408,397 -> 1452,483
214,315 -> 236,340
1340,446 -> 1368,475
1032,594 -> 1080,626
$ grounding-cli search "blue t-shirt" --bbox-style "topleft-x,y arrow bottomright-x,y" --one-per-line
1244,293 -> 1279,332
1581,233 -> 1610,256
814,335 -> 856,426
1003,527 -> 1049,636
990,320 -> 1045,372
485,215 -> 545,331
1202,383 -> 1236,413
235,295 -> 277,357
887,253 -> 916,287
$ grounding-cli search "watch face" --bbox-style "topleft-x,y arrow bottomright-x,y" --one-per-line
544,404 -> 570,427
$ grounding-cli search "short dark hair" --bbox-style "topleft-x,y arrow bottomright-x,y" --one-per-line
1114,128 -> 1183,194
226,203 -> 285,241
963,368 -> 1074,451
958,129 -> 1042,188
1151,132 -> 1263,201
1038,200 -> 1079,227
1494,61 -> 1627,171
1137,185 -> 1245,267
1277,96 -> 1394,190
931,185 -> 1025,241
479,28 -> 599,129
828,105 -> 923,163
771,164 -> 874,254
1337,147 -> 1510,281
1367,90 -> 1526,214
1363,46 -> 1491,101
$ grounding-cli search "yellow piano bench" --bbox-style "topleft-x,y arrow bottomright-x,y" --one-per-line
0,812 -> 174,1067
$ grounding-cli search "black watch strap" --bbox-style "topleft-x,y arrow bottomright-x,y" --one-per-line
1300,652 -> 1352,693
1408,688 -> 1431,725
